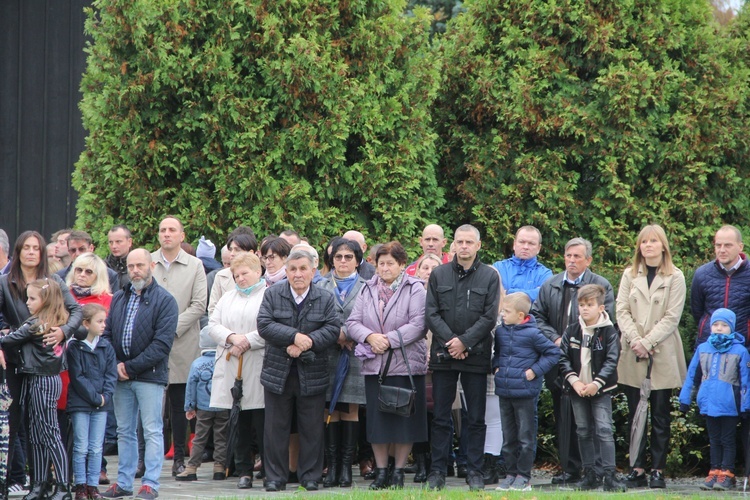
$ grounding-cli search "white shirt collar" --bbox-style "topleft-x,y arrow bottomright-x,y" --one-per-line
290,285 -> 310,304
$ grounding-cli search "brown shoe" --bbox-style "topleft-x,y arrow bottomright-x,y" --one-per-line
74,484 -> 87,500
87,485 -> 104,499
99,471 -> 110,485
359,458 -> 374,478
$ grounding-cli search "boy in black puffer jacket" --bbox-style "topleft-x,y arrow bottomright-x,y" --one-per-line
560,284 -> 625,492
492,292 -> 559,492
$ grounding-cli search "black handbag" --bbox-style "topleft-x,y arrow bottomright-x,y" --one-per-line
377,329 -> 417,417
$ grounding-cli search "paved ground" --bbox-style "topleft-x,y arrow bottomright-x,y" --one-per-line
97,457 -> 750,498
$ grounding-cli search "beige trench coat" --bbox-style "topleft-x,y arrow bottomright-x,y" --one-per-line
152,249 -> 207,384
616,265 -> 687,390
208,286 -> 266,410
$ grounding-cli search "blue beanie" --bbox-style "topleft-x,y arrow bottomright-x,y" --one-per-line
711,308 -> 736,332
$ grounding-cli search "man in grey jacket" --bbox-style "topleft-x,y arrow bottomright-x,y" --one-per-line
530,237 -> 615,485
257,246 -> 340,492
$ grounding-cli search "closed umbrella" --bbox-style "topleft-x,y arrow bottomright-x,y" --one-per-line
557,387 -> 573,485
629,354 -> 653,469
326,350 -> 350,425
0,370 -> 12,496
224,353 -> 244,478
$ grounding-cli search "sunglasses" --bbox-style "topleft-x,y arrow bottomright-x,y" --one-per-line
334,254 -> 355,262
74,267 -> 95,276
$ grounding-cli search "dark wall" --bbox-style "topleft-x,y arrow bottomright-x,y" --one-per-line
0,0 -> 90,245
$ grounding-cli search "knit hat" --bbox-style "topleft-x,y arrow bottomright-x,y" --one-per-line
711,308 -> 736,332
199,326 -> 217,350
196,236 -> 216,260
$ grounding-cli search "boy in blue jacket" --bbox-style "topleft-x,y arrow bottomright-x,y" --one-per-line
175,328 -> 230,482
560,284 -> 625,492
680,308 -> 750,491
492,292 -> 559,492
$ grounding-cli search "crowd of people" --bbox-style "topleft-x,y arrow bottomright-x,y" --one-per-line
0,218 -> 748,499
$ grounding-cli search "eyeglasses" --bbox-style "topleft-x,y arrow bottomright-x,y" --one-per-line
261,254 -> 279,263
334,254 -> 355,262
74,267 -> 95,276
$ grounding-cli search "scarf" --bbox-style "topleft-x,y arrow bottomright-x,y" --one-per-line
333,272 -> 358,304
237,278 -> 266,296
265,266 -> 286,286
708,333 -> 734,353
377,272 -> 404,318
71,285 -> 92,298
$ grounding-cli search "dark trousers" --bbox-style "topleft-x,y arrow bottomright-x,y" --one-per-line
623,385 -> 671,470
498,397 -> 537,479
167,383 -> 189,462
706,416 -> 739,472
263,371 -> 325,484
5,365 -> 26,485
430,370 -> 486,475
549,384 -> 582,475
235,409 -> 265,477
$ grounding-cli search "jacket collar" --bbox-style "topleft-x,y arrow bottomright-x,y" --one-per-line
452,255 -> 482,278
510,255 -> 539,269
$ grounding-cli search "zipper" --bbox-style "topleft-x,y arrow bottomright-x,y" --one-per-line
466,289 -> 470,309
724,276 -> 731,307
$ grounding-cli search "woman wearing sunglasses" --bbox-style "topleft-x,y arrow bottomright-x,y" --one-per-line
65,253 -> 113,310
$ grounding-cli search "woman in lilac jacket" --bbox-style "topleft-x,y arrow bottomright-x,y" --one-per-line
347,241 -> 428,490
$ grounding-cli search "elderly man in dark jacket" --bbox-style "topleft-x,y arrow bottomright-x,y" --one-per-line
530,237 -> 614,485
258,246 -> 340,492
103,248 -> 178,500
425,224 -> 500,491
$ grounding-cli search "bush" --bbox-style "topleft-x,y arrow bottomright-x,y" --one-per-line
75,0 -> 443,253
435,0 -> 750,269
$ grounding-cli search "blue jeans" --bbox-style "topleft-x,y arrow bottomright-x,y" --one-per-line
498,397 -> 537,479
71,411 -> 108,486
570,392 -> 615,474
114,381 -> 165,492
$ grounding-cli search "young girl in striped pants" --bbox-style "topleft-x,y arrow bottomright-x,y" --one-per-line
0,279 -> 72,500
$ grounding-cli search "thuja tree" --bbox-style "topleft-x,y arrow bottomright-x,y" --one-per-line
435,0 -> 750,268
74,0 -> 442,250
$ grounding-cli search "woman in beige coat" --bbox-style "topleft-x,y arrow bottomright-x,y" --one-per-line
616,224 -> 686,489
208,252 -> 267,489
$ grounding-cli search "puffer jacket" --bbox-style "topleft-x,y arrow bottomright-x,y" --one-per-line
559,315 -> 620,394
105,279 -> 178,385
679,332 -> 750,417
0,273 -> 82,365
185,350 -> 220,412
425,255 -> 500,373
492,315 -> 559,398
0,318 -> 67,376
257,281 -> 340,396
347,274 -> 428,376
66,337 -> 117,412
691,257 -> 750,347
492,256 -> 552,302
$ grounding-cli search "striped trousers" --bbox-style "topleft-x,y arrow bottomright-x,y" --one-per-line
25,374 -> 69,484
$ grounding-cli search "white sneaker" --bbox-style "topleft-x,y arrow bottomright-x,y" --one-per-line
510,476 -> 532,491
8,483 -> 29,497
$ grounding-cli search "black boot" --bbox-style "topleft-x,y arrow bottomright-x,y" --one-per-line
339,421 -> 358,487
482,453 -> 500,485
22,483 -> 46,500
369,468 -> 389,490
603,469 -> 627,492
323,422 -> 341,488
46,483 -> 72,500
413,453 -> 428,483
577,468 -> 601,491
390,468 -> 405,489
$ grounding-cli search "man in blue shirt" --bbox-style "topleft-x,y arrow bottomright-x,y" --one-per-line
492,226 -> 551,303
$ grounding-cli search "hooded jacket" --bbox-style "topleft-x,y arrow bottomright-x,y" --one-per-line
679,332 -> 750,417
559,312 -> 620,394
492,315 -> 559,399
66,337 -> 117,412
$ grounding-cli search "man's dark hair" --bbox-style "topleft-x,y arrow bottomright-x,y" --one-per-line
109,224 -> 132,238
67,230 -> 93,246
